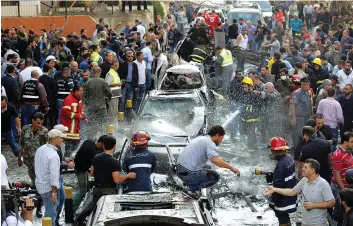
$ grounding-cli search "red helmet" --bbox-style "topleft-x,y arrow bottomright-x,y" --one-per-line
291,74 -> 303,83
130,131 -> 151,146
268,137 -> 288,151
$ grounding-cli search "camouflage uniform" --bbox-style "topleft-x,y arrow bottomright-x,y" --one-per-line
19,124 -> 48,186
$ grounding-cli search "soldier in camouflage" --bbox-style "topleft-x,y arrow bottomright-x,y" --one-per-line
17,112 -> 48,218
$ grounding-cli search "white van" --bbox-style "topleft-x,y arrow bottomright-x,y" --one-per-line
227,7 -> 265,26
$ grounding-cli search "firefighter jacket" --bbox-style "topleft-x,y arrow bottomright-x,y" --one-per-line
219,49 -> 233,67
60,93 -> 84,140
190,46 -> 207,63
123,147 -> 156,192
269,155 -> 297,213
106,68 -> 121,99
238,90 -> 263,123
55,74 -> 74,100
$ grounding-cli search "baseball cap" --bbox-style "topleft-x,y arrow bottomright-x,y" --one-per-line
46,55 -> 56,62
48,129 -> 67,138
54,124 -> 68,133
333,41 -> 340,45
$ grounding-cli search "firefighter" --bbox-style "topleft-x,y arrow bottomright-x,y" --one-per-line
188,38 -> 207,64
239,77 -> 263,152
214,46 -> 234,92
55,67 -> 74,124
123,131 -> 156,192
266,137 -> 297,226
21,70 -> 49,126
311,58 -> 329,92
105,61 -> 121,124
60,85 -> 86,156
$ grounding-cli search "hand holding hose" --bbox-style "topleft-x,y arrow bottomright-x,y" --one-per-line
231,167 -> 240,176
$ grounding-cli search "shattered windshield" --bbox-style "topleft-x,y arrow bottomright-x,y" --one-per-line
140,97 -> 202,121
161,73 -> 203,90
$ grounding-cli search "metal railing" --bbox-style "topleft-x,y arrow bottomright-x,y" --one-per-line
1,1 -> 39,17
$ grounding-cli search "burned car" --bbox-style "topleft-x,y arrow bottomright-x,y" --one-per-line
134,65 -> 215,136
80,137 -> 215,226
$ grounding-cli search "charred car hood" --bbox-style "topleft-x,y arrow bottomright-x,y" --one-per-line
91,192 -> 206,226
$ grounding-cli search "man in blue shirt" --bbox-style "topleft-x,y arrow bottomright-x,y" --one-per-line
289,13 -> 302,38
124,131 -> 156,192
176,125 -> 240,198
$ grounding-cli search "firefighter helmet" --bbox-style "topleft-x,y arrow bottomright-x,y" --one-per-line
312,58 -> 323,67
130,131 -> 151,146
242,77 -> 254,86
268,137 -> 288,151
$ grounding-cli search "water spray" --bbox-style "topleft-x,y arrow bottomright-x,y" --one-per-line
222,110 -> 240,129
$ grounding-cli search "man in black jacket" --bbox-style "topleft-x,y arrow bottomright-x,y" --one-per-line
1,64 -> 20,140
72,135 -> 106,212
228,19 -> 239,47
118,51 -> 138,113
39,64 -> 58,130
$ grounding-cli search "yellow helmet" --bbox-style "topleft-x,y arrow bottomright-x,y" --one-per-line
242,77 -> 254,86
312,58 -> 322,67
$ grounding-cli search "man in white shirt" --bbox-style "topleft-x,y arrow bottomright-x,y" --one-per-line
19,59 -> 43,87
133,51 -> 146,112
336,60 -> 353,91
35,129 -> 65,226
141,41 -> 153,91
136,20 -> 146,38
1,153 -> 9,189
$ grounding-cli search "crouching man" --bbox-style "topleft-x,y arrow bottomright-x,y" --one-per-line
176,125 -> 240,199
124,131 -> 156,192
265,159 -> 335,226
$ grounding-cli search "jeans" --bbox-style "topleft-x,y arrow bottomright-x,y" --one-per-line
146,69 -> 152,91
331,183 -> 341,226
119,83 -> 134,112
305,14 -> 312,30
236,55 -> 245,72
255,40 -> 263,51
230,39 -> 237,47
57,99 -> 64,124
73,171 -> 88,212
10,104 -> 19,140
41,190 -> 58,226
133,84 -> 146,112
56,176 -> 65,222
21,105 -> 36,126
1,131 -> 19,155
330,127 -> 339,152
176,165 -> 220,192
248,39 -> 255,50
177,23 -> 184,37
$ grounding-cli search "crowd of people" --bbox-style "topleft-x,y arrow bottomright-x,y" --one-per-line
1,0 -> 353,226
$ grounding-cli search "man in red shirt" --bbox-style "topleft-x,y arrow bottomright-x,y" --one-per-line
331,131 -> 353,219
206,10 -> 220,40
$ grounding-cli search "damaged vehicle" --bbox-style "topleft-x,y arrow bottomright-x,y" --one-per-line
77,137 -> 215,226
134,64 -> 216,136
